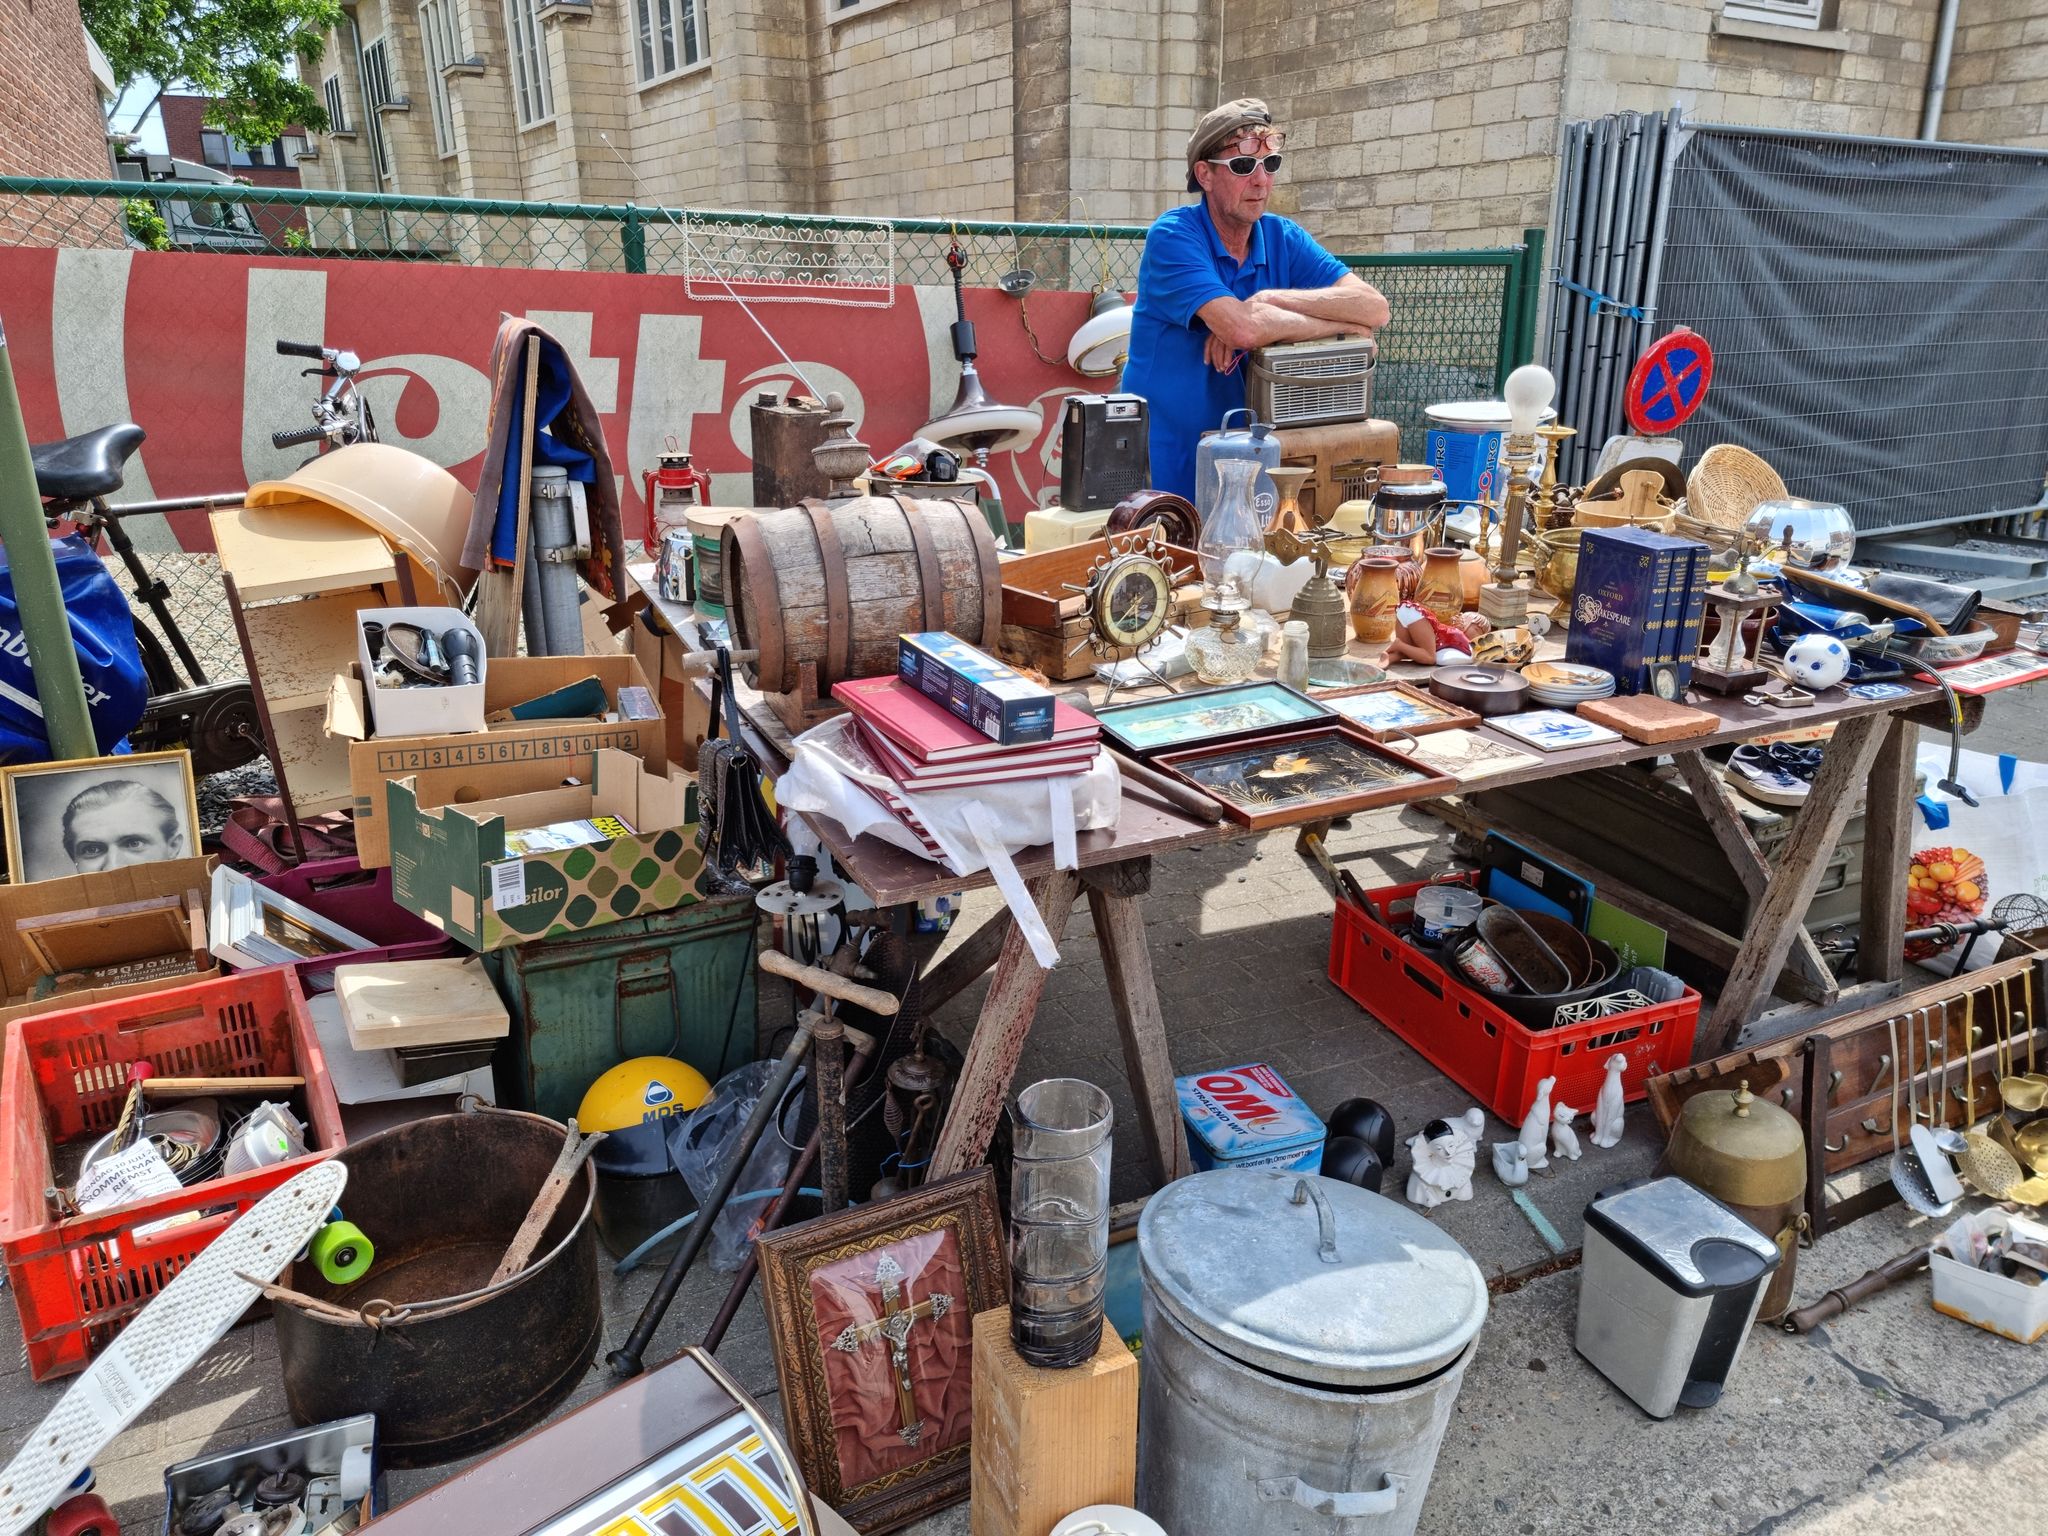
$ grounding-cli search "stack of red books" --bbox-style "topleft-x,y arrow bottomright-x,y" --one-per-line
830,676 -> 1101,856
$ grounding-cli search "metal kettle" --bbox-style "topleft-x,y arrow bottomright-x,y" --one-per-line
1658,1081 -> 1808,1323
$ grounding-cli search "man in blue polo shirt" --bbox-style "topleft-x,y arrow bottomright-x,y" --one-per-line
1121,99 -> 1391,502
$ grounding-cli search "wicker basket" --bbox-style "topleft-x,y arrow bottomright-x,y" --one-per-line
1687,444 -> 1788,531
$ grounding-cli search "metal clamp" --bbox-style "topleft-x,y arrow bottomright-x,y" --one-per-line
1290,1177 -> 1340,1264
1257,1473 -> 1401,1519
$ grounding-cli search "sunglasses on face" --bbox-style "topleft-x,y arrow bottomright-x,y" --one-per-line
1207,153 -> 1284,176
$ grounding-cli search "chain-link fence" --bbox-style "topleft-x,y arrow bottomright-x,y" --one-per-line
2,176 -> 1540,458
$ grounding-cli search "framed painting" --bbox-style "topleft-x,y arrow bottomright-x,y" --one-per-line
756,1169 -> 1008,1533
1151,720 -> 1457,829
1387,726 -> 1542,783
1092,682 -> 1331,757
1317,682 -> 1477,740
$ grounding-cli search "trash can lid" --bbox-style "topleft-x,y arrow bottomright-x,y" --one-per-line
1584,1176 -> 1781,1299
1138,1168 -> 1487,1388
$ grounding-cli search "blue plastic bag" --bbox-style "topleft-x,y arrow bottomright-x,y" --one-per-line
0,534 -> 148,763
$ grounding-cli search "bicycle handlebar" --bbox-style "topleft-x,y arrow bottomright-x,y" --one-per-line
272,425 -> 328,449
276,340 -> 328,360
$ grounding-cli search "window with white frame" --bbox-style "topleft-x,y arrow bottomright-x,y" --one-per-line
322,74 -> 350,132
1721,0 -> 1824,28
419,0 -> 461,155
632,0 -> 704,82
505,0 -> 555,124
358,34 -> 394,175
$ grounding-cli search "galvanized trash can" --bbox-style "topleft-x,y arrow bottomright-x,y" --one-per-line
1137,1169 -> 1487,1536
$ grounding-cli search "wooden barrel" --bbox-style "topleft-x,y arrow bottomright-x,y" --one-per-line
723,494 -> 1002,696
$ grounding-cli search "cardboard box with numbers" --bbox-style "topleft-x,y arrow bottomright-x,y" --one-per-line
327,653 -> 667,869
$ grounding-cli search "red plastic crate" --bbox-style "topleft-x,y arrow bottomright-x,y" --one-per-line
0,968 -> 344,1380
1327,873 -> 1699,1125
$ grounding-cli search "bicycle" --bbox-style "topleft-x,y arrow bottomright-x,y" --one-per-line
28,338 -> 380,775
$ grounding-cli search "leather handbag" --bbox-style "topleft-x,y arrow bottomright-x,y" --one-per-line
698,645 -> 788,889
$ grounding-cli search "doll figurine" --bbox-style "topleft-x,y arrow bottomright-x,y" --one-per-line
1381,603 -> 1475,667
1404,1118 -> 1477,1209
1550,1104 -> 1582,1162
1591,1054 -> 1628,1149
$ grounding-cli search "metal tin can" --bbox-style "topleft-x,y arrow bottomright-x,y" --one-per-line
1174,1063 -> 1326,1173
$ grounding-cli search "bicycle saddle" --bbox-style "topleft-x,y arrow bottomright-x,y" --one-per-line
31,422 -> 146,500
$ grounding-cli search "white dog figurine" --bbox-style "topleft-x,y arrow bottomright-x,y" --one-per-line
1591,1054 -> 1628,1149
1550,1104 -> 1582,1162
1491,1139 -> 1530,1186
1517,1076 -> 1555,1171
1405,1119 -> 1477,1209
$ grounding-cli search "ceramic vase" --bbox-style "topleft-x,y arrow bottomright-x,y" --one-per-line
1415,546 -> 1464,622
1459,549 -> 1486,608
1347,557 -> 1401,642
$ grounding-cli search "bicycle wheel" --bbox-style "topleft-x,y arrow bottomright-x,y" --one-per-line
131,619 -> 186,696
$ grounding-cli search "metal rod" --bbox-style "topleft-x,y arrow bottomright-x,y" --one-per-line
1921,0 -> 1962,141
608,1018 -> 816,1378
0,324 -> 97,761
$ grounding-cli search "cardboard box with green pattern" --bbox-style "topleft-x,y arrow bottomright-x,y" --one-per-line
386,748 -> 711,951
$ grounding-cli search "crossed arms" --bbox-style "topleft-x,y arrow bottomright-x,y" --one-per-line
1195,274 -> 1391,373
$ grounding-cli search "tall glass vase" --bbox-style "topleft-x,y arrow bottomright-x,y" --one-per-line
1199,457 -> 1266,613
1008,1078 -> 1113,1367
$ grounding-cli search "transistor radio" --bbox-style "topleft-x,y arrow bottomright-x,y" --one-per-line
1059,393 -> 1149,512
1247,334 -> 1378,429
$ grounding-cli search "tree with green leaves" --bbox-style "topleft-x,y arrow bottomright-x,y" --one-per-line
86,0 -> 346,146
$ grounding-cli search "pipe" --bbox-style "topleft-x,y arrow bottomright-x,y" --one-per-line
0,328 -> 98,761
1921,0 -> 1961,141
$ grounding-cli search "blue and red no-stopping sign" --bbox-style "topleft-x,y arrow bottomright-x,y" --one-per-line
1624,327 -> 1714,435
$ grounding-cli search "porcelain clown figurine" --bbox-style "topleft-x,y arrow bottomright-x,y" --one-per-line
1405,1118 -> 1477,1209
1591,1054 -> 1628,1149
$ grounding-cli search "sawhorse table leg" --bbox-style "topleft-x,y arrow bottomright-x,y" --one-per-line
926,857 -> 1190,1184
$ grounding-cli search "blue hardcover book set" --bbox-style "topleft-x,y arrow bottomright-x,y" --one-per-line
1565,527 -> 1711,695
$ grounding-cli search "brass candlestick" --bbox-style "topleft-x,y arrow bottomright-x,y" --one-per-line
1533,422 -> 1577,529
1478,430 -> 1538,627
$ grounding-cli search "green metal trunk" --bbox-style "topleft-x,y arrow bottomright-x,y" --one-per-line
485,895 -> 758,1122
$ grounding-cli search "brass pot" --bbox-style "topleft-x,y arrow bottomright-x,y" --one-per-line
1528,527 -> 1584,602
1657,1081 -> 1807,1322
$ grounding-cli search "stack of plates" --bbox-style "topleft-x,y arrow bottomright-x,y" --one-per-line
1522,661 -> 1616,707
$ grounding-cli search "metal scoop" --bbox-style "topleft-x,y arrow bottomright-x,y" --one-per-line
1912,1012 -> 1965,1206
1889,1010 -> 1953,1218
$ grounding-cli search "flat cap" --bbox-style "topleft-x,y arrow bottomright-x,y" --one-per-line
1186,97 -> 1273,190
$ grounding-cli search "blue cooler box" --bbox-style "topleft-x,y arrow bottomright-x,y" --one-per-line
1175,1062 -> 1327,1173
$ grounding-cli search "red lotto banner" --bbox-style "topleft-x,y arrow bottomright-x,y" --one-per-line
0,247 -> 1101,550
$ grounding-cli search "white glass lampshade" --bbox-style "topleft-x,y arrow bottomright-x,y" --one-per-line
1067,291 -> 1134,376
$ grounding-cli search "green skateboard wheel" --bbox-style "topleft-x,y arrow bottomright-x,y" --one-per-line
309,1219 -> 374,1285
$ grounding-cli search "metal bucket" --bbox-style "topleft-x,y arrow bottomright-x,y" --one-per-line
1135,1171 -> 1485,1536
1138,1296 -> 1473,1536
271,1108 -> 602,1468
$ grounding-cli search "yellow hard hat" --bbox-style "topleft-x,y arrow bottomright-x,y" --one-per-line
578,1057 -> 712,1134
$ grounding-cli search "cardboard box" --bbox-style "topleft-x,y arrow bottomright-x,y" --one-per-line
329,652 -> 668,869
898,631 -> 1056,745
356,605 -> 489,737
386,748 -> 712,951
0,857 -> 221,1026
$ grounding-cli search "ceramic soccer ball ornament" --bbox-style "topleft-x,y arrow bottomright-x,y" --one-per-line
1782,633 -> 1850,689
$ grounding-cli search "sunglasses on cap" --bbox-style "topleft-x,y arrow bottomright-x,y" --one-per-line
1206,152 -> 1284,176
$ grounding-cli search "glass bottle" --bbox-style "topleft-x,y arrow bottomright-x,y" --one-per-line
1199,457 -> 1268,614
1186,608 -> 1263,684
1277,620 -> 1311,690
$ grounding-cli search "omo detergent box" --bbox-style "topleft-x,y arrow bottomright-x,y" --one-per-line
1175,1062 -> 1327,1173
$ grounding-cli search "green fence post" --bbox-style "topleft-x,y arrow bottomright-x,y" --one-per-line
0,322 -> 98,761
1495,254 -> 1520,390
1517,226 -> 1546,373
622,205 -> 646,275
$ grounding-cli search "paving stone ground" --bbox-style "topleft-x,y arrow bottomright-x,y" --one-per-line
6,699 -> 2047,1534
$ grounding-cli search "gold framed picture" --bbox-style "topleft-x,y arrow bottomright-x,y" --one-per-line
0,749 -> 201,886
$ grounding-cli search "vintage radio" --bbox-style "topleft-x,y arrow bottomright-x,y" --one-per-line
1247,335 -> 1378,428
1058,393 -> 1150,512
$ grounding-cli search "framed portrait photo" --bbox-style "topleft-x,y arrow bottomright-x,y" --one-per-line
756,1169 -> 1007,1533
0,750 -> 201,887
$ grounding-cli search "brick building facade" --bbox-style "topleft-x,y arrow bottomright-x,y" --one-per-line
296,0 -> 2048,251
157,94 -> 310,240
0,0 -> 120,244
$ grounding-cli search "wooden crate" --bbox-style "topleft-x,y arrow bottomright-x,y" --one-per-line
995,533 -> 1205,681
970,1307 -> 1137,1536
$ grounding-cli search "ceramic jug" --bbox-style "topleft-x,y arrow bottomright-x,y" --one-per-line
1347,558 -> 1401,643
1415,546 -> 1465,622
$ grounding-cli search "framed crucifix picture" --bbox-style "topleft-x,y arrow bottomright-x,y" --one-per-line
756,1169 -> 1007,1534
